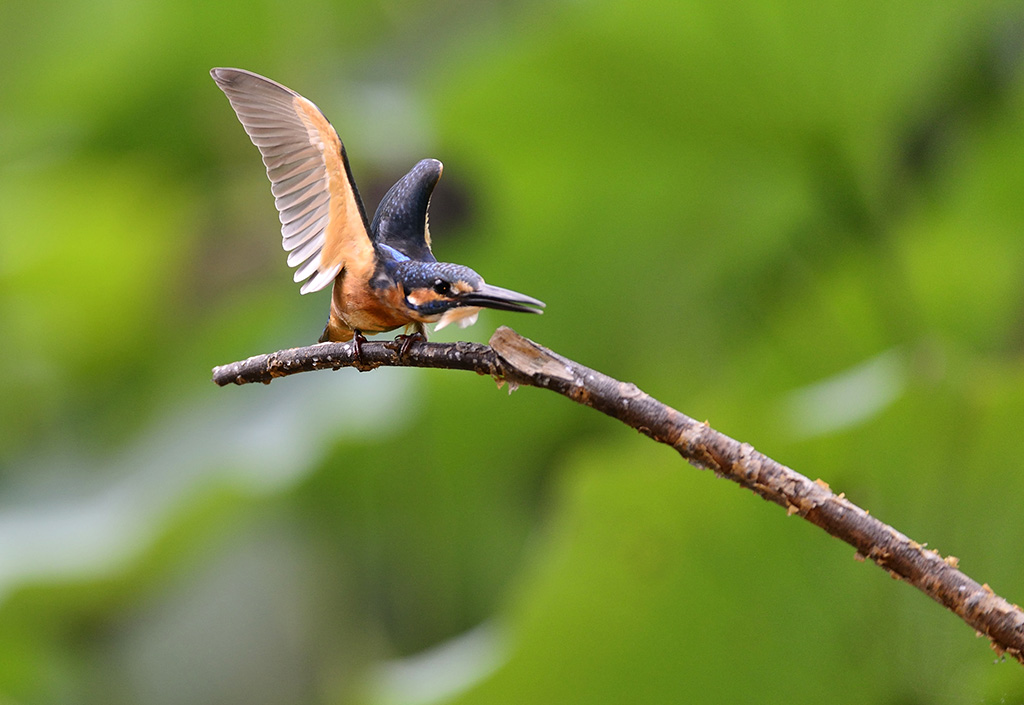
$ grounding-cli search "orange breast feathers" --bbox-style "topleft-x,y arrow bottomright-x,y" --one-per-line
324,273 -> 420,341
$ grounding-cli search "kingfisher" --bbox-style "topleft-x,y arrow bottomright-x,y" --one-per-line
210,68 -> 544,352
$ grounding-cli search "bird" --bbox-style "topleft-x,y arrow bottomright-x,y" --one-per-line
210,67 -> 544,354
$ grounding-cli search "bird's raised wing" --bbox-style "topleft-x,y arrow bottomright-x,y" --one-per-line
211,68 -> 375,294
370,158 -> 443,263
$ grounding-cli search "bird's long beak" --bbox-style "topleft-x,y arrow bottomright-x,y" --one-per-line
459,283 -> 545,314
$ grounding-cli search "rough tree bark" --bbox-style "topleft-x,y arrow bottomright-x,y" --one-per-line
213,326 -> 1024,663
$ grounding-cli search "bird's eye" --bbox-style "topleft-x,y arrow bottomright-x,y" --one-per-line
433,279 -> 452,296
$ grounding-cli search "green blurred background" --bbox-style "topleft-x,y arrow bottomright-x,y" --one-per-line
2,0 -> 1024,702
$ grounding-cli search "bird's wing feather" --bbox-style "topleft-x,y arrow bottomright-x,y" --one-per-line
370,159 -> 442,263
211,68 -> 375,294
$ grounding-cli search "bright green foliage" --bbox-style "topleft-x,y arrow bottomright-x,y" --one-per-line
1,0 -> 1023,703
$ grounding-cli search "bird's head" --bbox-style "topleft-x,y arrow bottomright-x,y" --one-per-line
395,261 -> 545,330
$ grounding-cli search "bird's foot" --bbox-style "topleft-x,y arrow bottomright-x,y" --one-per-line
352,330 -> 368,358
391,332 -> 426,358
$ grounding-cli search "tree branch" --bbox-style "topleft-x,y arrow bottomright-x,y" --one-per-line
212,326 -> 1024,663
